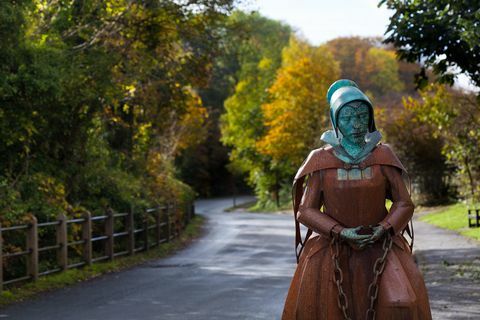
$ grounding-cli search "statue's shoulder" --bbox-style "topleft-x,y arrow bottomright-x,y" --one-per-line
294,145 -> 341,181
367,143 -> 406,172
304,145 -> 332,160
372,143 -> 397,158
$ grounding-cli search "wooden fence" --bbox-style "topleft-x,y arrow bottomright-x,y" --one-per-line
0,201 -> 194,291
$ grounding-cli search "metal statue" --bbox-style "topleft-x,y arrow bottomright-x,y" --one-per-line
282,79 -> 432,320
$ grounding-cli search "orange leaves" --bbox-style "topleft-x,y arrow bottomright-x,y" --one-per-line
256,37 -> 340,166
176,94 -> 208,152
325,37 -> 410,98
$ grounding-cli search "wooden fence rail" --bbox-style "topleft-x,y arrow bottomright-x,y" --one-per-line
0,201 -> 195,291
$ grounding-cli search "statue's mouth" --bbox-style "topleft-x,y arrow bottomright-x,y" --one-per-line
352,132 -> 366,137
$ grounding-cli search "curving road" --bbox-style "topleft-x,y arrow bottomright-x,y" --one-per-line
0,197 -> 297,320
2,197 -> 479,319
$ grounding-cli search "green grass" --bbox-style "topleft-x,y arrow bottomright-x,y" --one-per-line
223,199 -> 292,213
0,215 -> 205,306
420,203 -> 480,242
223,199 -> 258,212
247,200 -> 291,213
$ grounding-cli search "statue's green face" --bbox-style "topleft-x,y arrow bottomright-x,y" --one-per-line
337,102 -> 370,145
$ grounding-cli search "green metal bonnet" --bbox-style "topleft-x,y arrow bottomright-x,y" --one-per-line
326,79 -> 376,133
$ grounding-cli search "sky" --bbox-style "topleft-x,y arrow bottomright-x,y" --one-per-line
239,0 -> 478,92
248,0 -> 392,45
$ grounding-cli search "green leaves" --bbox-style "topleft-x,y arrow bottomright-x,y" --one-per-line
380,0 -> 480,88
0,0 -> 236,221
401,84 -> 480,202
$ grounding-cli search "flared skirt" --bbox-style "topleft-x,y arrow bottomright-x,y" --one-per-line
282,235 -> 432,320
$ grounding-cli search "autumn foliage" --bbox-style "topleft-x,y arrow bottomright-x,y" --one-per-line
221,34 -> 426,206
257,37 -> 339,168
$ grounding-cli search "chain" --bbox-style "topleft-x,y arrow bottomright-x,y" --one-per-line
330,237 -> 352,320
330,233 -> 393,320
365,233 -> 393,320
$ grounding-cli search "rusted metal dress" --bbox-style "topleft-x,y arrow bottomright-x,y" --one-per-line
282,144 -> 432,320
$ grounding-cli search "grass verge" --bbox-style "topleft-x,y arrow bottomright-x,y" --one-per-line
419,203 -> 480,242
223,199 -> 292,213
247,200 -> 291,213
223,199 -> 257,212
0,215 -> 205,307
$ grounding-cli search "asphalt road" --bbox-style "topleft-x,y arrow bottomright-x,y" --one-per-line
414,217 -> 480,320
2,198 -> 479,319
0,197 -> 297,320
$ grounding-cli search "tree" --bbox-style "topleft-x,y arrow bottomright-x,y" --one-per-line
0,0 -> 237,222
255,37 -> 340,205
377,105 -> 450,205
219,12 -> 291,203
0,0 -> 241,279
326,37 -> 378,89
364,47 -> 404,95
177,11 -> 292,197
325,37 -> 417,99
402,84 -> 480,202
380,0 -> 480,88
257,37 -> 339,168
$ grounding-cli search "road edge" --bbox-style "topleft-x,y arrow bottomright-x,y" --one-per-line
0,215 -> 206,308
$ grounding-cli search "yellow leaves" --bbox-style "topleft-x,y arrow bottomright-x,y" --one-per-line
175,91 -> 209,153
364,47 -> 404,94
32,172 -> 69,213
133,122 -> 152,156
281,37 -> 311,67
256,36 -> 340,166
106,0 -> 129,17
258,58 -> 273,70
35,0 -> 47,11
125,84 -> 136,97
325,37 -> 409,96
235,80 -> 248,93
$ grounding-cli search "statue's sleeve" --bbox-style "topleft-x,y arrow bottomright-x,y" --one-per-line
380,165 -> 415,235
297,171 -> 344,238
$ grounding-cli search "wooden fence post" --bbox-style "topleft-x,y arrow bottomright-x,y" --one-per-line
105,208 -> 114,260
172,200 -> 177,237
56,214 -> 68,271
82,211 -> 92,265
155,208 -> 161,246
0,223 -> 3,291
165,204 -> 171,242
26,215 -> 38,281
127,206 -> 135,255
184,202 -> 190,226
144,212 -> 149,251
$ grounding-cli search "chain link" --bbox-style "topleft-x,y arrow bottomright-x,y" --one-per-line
330,237 -> 352,320
330,233 -> 393,320
365,233 -> 393,320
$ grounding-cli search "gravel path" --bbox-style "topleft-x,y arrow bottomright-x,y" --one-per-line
413,216 -> 480,319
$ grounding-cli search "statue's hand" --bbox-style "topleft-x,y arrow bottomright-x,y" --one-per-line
339,226 -> 372,249
368,225 -> 386,243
